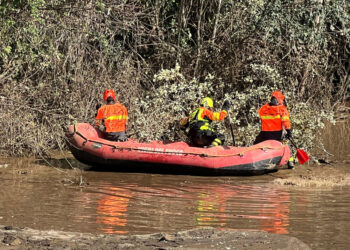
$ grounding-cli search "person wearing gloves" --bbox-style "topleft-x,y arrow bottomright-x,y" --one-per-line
254,90 -> 292,144
254,90 -> 294,168
180,97 -> 230,147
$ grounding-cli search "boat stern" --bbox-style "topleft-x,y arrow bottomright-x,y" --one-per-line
279,144 -> 291,166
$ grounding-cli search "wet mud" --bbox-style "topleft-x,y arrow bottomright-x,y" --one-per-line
0,225 -> 310,250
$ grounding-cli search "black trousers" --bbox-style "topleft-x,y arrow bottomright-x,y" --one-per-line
253,131 -> 283,145
105,131 -> 128,142
188,128 -> 225,147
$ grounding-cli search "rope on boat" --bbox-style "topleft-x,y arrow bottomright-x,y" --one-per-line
71,124 -> 286,158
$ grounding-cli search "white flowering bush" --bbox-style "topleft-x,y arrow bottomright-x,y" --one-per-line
132,64 -> 220,142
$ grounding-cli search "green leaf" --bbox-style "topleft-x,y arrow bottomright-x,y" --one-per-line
4,46 -> 11,54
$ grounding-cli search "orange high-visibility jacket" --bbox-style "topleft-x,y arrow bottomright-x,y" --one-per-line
258,103 -> 291,131
96,103 -> 128,132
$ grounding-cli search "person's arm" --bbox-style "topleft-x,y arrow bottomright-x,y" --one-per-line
202,108 -> 227,121
124,106 -> 128,126
202,101 -> 230,121
281,107 -> 291,130
280,106 -> 292,138
95,107 -> 105,130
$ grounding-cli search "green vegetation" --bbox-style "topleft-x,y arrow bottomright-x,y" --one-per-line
0,0 -> 349,156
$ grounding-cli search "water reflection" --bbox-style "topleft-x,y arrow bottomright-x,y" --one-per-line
87,180 -> 291,235
96,187 -> 131,234
193,184 -> 290,234
195,189 -> 229,228
257,190 -> 290,234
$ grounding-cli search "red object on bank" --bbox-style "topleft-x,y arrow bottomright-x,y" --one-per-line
288,137 -> 309,165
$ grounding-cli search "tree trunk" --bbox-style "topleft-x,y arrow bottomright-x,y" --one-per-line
194,0 -> 205,77
212,0 -> 222,42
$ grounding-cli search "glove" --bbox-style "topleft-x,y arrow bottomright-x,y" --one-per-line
222,100 -> 230,112
96,103 -> 102,110
286,129 -> 292,139
180,117 -> 189,130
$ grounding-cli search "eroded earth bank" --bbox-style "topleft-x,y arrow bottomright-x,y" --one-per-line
0,225 -> 310,250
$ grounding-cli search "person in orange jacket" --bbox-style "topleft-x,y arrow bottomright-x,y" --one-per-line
254,90 -> 291,144
95,89 -> 128,142
180,97 -> 230,147
254,90 -> 294,167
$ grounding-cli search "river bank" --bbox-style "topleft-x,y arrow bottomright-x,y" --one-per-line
0,225 -> 310,249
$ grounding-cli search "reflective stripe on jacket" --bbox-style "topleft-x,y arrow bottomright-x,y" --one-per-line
259,103 -> 291,131
188,107 -> 227,131
96,103 -> 128,132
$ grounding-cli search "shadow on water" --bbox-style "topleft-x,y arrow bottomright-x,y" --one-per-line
35,157 -> 84,170
35,157 -> 277,177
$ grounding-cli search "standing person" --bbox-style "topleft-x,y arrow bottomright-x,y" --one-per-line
180,97 -> 230,147
254,90 -> 294,168
95,89 -> 128,142
254,90 -> 291,144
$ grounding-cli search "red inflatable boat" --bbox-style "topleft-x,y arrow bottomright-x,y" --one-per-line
66,123 -> 291,175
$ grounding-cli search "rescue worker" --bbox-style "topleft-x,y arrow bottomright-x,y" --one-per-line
254,90 -> 294,168
180,97 -> 230,147
95,89 -> 128,142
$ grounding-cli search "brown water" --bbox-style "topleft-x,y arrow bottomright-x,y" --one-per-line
0,119 -> 349,249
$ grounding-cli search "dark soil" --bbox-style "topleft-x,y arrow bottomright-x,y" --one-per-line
0,225 -> 310,250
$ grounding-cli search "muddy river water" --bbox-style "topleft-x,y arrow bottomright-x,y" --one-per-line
0,118 -> 349,249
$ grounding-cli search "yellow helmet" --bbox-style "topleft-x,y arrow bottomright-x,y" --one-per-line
201,97 -> 213,108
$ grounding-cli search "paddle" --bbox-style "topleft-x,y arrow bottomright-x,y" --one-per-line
288,137 -> 309,164
226,115 -> 235,146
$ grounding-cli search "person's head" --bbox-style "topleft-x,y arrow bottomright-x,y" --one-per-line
201,97 -> 214,110
270,90 -> 285,106
103,89 -> 116,104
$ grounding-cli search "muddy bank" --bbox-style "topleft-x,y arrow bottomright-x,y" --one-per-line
0,226 -> 310,250
271,162 -> 350,188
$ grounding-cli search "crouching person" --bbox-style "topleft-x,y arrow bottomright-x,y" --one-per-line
180,97 -> 230,147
